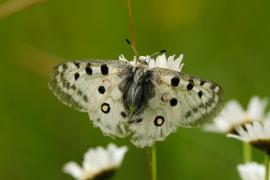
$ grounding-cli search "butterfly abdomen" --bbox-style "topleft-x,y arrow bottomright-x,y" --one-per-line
119,66 -> 155,114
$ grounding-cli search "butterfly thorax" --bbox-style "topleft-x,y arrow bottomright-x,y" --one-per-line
119,65 -> 155,114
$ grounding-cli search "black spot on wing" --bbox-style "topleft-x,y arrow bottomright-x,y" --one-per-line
62,79 -> 70,89
85,63 -> 92,75
185,111 -> 191,118
71,85 -> 77,90
74,62 -> 80,68
187,80 -> 194,90
198,103 -> 204,108
154,116 -> 165,126
74,73 -> 80,80
121,111 -> 127,118
170,98 -> 177,106
171,77 -> 180,87
210,83 -> 216,90
200,80 -> 206,86
198,91 -> 203,98
83,95 -> 88,102
101,64 -> 109,75
101,103 -> 110,113
77,90 -> 83,96
128,118 -> 143,124
62,64 -> 68,70
98,86 -> 106,94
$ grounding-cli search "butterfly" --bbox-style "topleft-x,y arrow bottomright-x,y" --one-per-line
48,54 -> 223,148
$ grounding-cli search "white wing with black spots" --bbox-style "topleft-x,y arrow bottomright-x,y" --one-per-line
49,55 -> 223,148
48,60 -> 131,137
129,68 -> 223,148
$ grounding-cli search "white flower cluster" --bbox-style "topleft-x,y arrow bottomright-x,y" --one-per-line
204,96 -> 270,180
221,97 -> 270,154
119,54 -> 184,72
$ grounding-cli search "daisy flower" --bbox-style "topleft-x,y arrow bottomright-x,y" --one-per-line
237,162 -> 265,180
204,96 -> 268,134
228,121 -> 270,154
63,144 -> 128,180
119,54 -> 184,72
142,54 -> 184,72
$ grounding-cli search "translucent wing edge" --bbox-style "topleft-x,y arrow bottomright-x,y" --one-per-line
48,63 -> 88,112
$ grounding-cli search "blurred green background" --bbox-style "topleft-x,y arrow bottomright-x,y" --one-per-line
0,0 -> 270,179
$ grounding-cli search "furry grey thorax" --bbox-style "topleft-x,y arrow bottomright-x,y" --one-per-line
119,65 -> 155,114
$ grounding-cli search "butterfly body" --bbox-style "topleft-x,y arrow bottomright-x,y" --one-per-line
49,55 -> 223,148
119,63 -> 156,114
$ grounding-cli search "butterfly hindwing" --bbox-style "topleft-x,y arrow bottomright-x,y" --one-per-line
129,68 -> 223,147
49,60 -> 130,137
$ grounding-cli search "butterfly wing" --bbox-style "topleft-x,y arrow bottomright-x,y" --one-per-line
129,68 -> 223,148
49,60 -> 131,137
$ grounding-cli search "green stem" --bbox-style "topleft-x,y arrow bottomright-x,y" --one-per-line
148,145 -> 157,180
265,153 -> 270,180
243,143 -> 252,163
126,0 -> 138,55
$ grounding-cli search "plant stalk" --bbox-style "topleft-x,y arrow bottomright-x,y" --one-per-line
126,0 -> 138,56
265,153 -> 269,180
148,145 -> 157,180
243,143 -> 252,163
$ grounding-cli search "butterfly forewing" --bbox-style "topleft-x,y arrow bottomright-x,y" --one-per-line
49,60 -> 131,137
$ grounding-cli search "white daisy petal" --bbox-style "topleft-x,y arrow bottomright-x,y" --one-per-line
253,122 -> 264,139
63,162 -> 83,179
156,54 -> 165,67
204,100 -> 245,133
228,121 -> 270,154
247,96 -> 268,120
225,100 -> 245,121
146,54 -> 184,72
63,144 -> 128,180
237,126 -> 249,137
246,123 -> 257,138
167,55 -> 175,70
139,56 -> 151,65
85,147 -> 109,171
227,133 -> 245,141
175,54 -> 184,71
107,143 -> 128,166
237,162 -> 265,180
148,58 -> 155,69
118,55 -> 128,61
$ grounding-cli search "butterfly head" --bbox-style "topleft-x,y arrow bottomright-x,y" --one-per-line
136,56 -> 149,66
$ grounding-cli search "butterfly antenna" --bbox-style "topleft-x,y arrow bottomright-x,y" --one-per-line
149,49 -> 166,58
125,38 -> 139,57
144,49 -> 166,64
